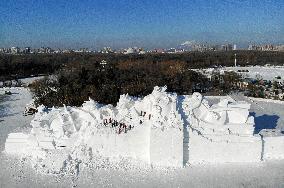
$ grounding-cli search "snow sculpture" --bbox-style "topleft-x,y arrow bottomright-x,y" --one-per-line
186,93 -> 262,163
188,92 -> 255,135
5,86 -> 183,169
4,87 -> 284,171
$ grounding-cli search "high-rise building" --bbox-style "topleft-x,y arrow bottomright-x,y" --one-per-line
221,44 -> 233,51
234,54 -> 237,67
24,47 -> 31,54
11,47 -> 20,54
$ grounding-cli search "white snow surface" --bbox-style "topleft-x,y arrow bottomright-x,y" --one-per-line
223,66 -> 284,81
194,66 -> 284,82
1,86 -> 284,187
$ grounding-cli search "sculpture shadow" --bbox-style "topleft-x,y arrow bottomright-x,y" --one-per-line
250,112 -> 279,134
177,95 -> 189,166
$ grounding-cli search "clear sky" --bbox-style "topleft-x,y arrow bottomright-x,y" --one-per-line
0,0 -> 283,49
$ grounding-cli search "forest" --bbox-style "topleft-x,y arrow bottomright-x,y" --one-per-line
1,50 -> 284,81
1,51 -> 283,106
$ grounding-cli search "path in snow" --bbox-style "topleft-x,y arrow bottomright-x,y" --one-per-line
0,88 -> 33,151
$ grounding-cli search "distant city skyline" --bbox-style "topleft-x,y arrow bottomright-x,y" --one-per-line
0,0 -> 284,49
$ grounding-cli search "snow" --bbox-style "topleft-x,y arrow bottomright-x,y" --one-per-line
150,128 -> 183,167
224,66 -> 284,81
183,92 -> 263,163
248,97 -> 284,105
0,84 -> 284,187
188,133 -> 262,163
0,87 -> 33,151
263,136 -> 284,160
194,66 -> 284,82
4,86 -> 284,168
4,86 -> 184,170
20,76 -> 45,86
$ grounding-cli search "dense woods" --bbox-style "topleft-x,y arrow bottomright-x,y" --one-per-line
1,50 -> 284,81
1,51 -> 283,106
30,60 -> 208,106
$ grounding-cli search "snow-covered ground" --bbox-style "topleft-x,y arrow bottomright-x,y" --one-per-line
224,66 -> 284,81
0,87 -> 284,187
20,76 -> 45,86
0,87 -> 33,151
194,66 -> 284,82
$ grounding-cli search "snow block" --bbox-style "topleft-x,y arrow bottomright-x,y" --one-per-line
5,133 -> 29,155
188,132 -> 262,163
85,124 -> 151,163
263,136 -> 284,160
150,128 -> 183,167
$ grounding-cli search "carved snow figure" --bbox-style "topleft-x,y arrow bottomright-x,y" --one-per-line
4,87 -> 284,170
186,92 -> 263,163
188,92 -> 254,134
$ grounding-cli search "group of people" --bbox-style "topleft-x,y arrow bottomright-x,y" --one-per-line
103,118 -> 133,134
101,111 -> 152,134
140,111 -> 151,120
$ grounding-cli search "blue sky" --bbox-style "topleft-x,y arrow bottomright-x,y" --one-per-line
0,0 -> 283,49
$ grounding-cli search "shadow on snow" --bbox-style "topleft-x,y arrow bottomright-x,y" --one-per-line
250,112 -> 279,134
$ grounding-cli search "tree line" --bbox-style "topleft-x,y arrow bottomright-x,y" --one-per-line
1,50 -> 284,81
30,60 -> 208,107
2,51 -> 282,106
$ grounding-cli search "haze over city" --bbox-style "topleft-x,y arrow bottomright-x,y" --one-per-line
1,0 -> 284,49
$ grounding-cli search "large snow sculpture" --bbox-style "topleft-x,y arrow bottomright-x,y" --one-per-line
4,87 -> 284,170
5,86 -> 183,168
185,93 -> 262,163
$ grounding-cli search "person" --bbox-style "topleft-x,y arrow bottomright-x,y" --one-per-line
103,119 -> 108,126
140,120 -> 142,124
123,123 -> 127,133
118,123 -> 123,134
149,114 -> 151,120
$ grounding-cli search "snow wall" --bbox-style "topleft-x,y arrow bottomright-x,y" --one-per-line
150,128 -> 183,167
81,122 -> 183,167
188,132 -> 262,163
263,136 -> 284,160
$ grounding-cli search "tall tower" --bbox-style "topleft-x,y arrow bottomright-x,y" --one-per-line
234,54 -> 237,67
